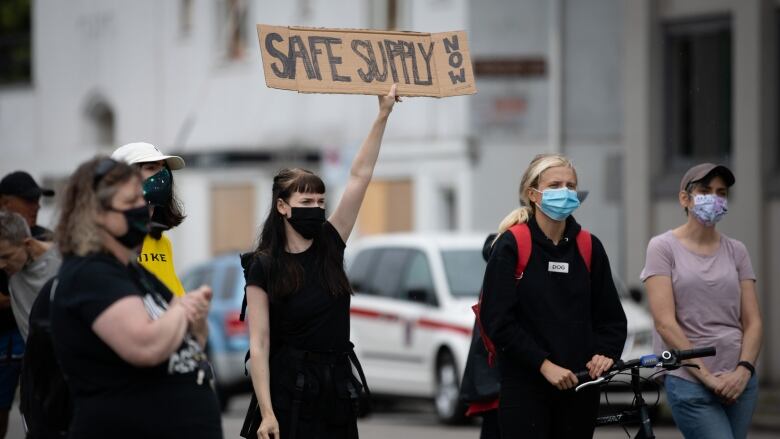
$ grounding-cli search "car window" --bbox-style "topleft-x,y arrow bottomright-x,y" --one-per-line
401,251 -> 437,306
441,249 -> 485,297
193,268 -> 214,294
220,264 -> 240,300
348,249 -> 381,292
182,268 -> 205,291
363,248 -> 409,298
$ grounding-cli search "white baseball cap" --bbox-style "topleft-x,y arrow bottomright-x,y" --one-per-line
111,142 -> 185,170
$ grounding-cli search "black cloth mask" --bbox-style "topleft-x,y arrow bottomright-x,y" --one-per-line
108,205 -> 150,249
287,207 -> 325,239
142,167 -> 173,206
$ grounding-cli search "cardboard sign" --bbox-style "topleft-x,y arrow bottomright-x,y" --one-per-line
256,25 -> 477,97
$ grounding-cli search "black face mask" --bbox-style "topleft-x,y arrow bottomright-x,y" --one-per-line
287,207 -> 325,239
143,168 -> 173,206
108,205 -> 150,249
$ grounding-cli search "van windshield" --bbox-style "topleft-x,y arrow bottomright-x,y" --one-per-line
441,249 -> 486,297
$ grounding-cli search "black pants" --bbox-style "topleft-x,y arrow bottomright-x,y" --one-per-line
498,377 -> 599,439
480,410 -> 500,439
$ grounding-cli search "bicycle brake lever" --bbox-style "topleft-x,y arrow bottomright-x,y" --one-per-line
575,376 -> 605,392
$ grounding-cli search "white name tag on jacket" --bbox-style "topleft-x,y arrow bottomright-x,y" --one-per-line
548,262 -> 569,273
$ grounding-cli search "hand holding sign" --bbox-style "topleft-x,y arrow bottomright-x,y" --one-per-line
256,25 -> 477,98
379,83 -> 399,117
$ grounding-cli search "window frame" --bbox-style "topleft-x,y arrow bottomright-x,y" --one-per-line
654,13 -> 734,198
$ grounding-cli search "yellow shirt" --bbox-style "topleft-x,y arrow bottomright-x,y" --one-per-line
138,234 -> 185,297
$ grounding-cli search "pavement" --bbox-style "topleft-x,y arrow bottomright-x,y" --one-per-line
6,393 -> 778,438
219,395 -> 780,439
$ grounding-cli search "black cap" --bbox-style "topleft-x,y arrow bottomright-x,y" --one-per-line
0,171 -> 55,200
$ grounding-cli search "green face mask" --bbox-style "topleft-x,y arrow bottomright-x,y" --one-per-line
143,167 -> 172,206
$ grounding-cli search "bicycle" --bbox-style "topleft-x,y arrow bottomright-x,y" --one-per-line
574,346 -> 716,439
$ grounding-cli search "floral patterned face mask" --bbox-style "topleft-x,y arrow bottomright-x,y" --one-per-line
691,194 -> 728,226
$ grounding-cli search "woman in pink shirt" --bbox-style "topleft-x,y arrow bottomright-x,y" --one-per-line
641,163 -> 762,439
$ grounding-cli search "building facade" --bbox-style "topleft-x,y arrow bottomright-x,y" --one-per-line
0,0 -> 776,387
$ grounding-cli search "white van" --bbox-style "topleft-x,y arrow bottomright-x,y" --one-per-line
346,233 -> 653,424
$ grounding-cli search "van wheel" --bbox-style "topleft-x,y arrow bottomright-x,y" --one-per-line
434,350 -> 466,424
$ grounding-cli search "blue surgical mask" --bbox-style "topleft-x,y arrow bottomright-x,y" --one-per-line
533,187 -> 580,221
691,194 -> 727,226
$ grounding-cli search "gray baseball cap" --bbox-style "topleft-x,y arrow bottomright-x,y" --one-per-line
679,163 -> 735,192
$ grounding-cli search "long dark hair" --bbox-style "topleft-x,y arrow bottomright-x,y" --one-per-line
149,165 -> 186,239
254,168 -> 352,299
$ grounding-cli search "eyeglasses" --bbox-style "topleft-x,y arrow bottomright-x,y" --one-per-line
92,158 -> 119,189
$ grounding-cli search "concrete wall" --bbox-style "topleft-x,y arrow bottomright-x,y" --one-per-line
469,0 -> 626,274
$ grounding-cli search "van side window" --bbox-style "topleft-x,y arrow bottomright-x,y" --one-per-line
364,248 -> 409,298
348,249 -> 380,293
401,251 -> 437,306
182,269 -> 206,291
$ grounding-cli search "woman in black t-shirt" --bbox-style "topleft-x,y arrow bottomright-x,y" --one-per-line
50,157 -> 222,439
244,85 -> 398,439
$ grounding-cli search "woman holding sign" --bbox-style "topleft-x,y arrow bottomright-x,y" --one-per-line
242,85 -> 399,439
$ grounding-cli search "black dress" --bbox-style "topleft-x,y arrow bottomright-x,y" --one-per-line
50,253 -> 223,439
246,221 -> 363,439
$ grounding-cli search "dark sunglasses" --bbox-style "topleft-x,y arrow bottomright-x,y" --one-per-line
92,158 -> 119,189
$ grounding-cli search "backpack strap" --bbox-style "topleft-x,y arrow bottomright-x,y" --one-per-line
575,229 -> 592,273
473,223 -> 533,367
508,223 -> 532,279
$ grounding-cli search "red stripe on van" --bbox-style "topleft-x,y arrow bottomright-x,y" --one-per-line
416,318 -> 472,336
350,307 -> 400,322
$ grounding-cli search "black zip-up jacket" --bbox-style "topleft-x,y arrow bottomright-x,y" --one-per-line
479,216 -> 627,378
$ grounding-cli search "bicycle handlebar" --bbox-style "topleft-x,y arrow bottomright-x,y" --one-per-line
574,346 -> 716,385
673,346 -> 716,361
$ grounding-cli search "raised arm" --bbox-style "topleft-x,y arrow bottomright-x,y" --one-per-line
329,84 -> 398,242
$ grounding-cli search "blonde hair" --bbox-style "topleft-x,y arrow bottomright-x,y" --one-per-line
496,153 -> 577,235
55,157 -> 140,256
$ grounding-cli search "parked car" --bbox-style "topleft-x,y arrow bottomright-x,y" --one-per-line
180,253 -> 250,411
345,233 -> 654,424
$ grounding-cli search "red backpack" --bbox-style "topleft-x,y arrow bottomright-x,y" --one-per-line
472,222 -> 592,367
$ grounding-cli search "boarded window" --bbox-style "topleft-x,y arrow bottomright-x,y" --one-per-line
358,179 -> 413,235
218,0 -> 249,60
210,184 -> 255,255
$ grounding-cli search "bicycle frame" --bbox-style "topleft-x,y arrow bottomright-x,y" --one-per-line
590,367 -> 655,439
576,347 -> 716,439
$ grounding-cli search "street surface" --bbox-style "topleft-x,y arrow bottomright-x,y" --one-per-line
219,395 -> 778,439
6,394 -> 777,438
